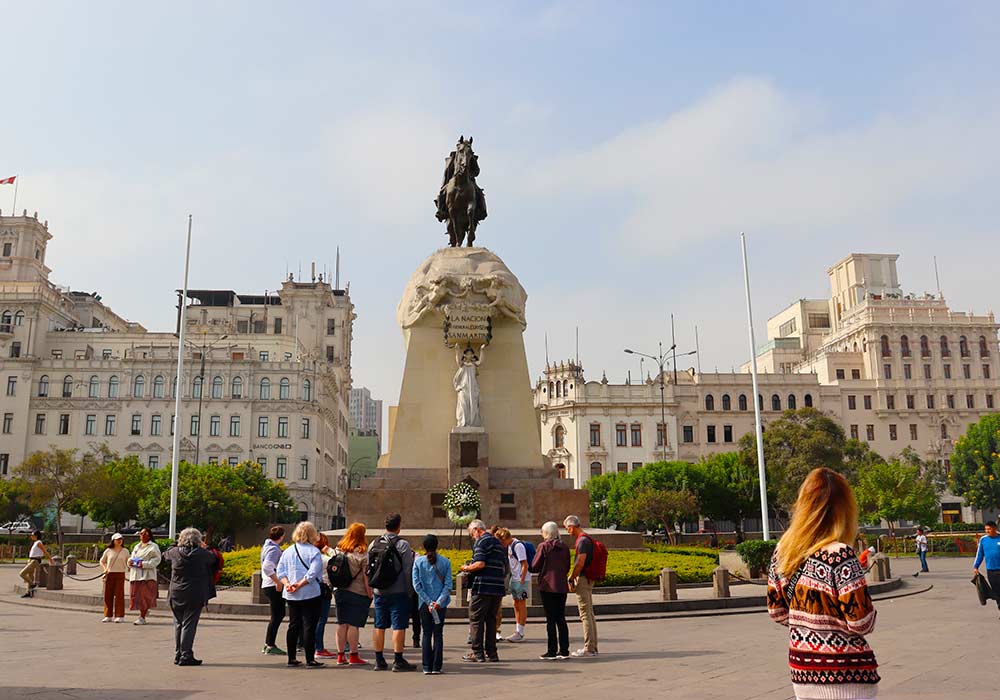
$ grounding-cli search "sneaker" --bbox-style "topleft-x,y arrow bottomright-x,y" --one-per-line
348,655 -> 369,666
423,669 -> 431,675
570,648 -> 598,657
391,658 -> 415,672
134,617 -> 146,625
306,661 -> 325,668
101,617 -> 112,623
262,645 -> 286,655
372,657 -> 389,671
20,592 -> 32,599
315,649 -> 336,659
556,653 -> 570,660
495,632 -> 504,641
506,632 -> 524,643
113,617 -> 125,623
336,653 -> 347,665
487,656 -> 500,663
431,670 -> 443,675
539,652 -> 559,660
461,653 -> 485,663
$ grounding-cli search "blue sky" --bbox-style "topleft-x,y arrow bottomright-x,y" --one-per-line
3,2 -> 999,421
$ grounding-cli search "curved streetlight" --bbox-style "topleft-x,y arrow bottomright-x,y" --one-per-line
623,345 -> 697,455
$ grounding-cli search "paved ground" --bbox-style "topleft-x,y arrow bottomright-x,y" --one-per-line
0,556 -> 994,700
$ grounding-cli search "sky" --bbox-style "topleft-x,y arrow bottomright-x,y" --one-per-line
3,2 -> 999,439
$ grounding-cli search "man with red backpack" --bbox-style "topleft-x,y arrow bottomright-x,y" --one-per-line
563,515 -> 606,657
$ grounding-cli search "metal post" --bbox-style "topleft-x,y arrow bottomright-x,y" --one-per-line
670,314 -> 678,385
741,232 -> 770,541
169,215 -> 193,540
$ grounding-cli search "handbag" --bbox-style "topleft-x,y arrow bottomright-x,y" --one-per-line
972,571 -> 992,606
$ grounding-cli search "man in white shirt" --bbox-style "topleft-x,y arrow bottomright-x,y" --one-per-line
497,528 -> 528,642
915,528 -> 929,573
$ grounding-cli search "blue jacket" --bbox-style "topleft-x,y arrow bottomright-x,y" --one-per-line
974,534 -> 1000,570
276,542 -> 323,601
412,554 -> 452,609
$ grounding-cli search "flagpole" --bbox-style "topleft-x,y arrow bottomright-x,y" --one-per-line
11,177 -> 18,215
741,232 -> 770,541
169,215 -> 193,540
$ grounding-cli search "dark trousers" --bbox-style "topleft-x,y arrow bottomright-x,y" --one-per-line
469,594 -> 501,659
541,591 -> 570,656
287,595 -> 322,663
988,570 -> 1000,610
411,592 -> 422,641
418,604 -> 446,672
263,586 -> 286,647
170,602 -> 203,662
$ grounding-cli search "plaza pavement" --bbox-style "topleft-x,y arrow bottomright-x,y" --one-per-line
0,556 -> 994,700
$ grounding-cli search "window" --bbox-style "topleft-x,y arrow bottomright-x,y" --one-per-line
85,414 -> 96,435
682,425 -> 694,443
863,395 -> 872,410
616,462 -> 628,473
170,414 -> 175,436
276,457 -> 288,478
133,375 -> 145,398
102,348 -> 112,359
258,457 -> 267,474
2,413 -> 11,434
274,318 -> 282,334
738,394 -> 748,411
326,346 -> 335,362
34,414 -> 46,434
960,335 -> 970,357
211,376 -> 223,399
987,394 -> 995,409
889,424 -> 897,441
967,394 -> 975,409
883,364 -> 892,379
1,242 -> 9,256
260,351 -> 269,361
705,394 -> 714,411
706,425 -> 716,443
589,462 -> 603,479
615,424 -> 626,447
849,424 -> 858,440
131,414 -> 142,435
62,375 -> 73,398
721,394 -> 731,411
9,341 -> 20,358
940,335 -> 950,357
88,375 -> 99,397
985,364 -> 992,380
723,425 -> 733,443
906,394 -> 915,410
880,335 -> 891,357
38,375 -> 49,397
192,375 -> 202,399
153,375 -> 164,398
171,376 -> 177,398
0,454 -> 7,476
151,414 -> 162,436
946,394 -> 955,409
980,335 -> 990,357
771,394 -> 781,411
804,393 -> 813,408
300,458 -> 309,480
630,424 -> 642,446
231,376 -> 243,398
301,418 -> 310,439
278,416 -> 289,438
926,394 -> 935,409
260,378 -> 270,399
943,364 -> 952,379
866,424 -> 875,441
209,415 -> 221,437
258,416 -> 269,437
589,424 -> 601,447
302,379 -> 312,401
920,335 -> 931,357
940,423 -> 949,439
148,456 -> 159,469
554,425 -> 565,448
229,415 -> 241,437
13,310 -> 23,326
190,415 -> 200,436
632,462 -> 642,471
904,364 -> 912,380
848,395 -> 856,410
105,415 -> 116,436
326,318 -> 336,335
923,364 -> 932,380
58,413 -> 70,435
887,394 -> 896,410
808,313 -> 831,329
279,377 -> 290,399
759,394 -> 764,411
900,335 -> 911,357
836,369 -> 846,380
779,318 -> 797,336
852,369 -> 861,380
910,424 -> 918,440
656,423 -> 667,446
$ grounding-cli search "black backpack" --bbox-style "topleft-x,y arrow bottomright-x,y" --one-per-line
366,535 -> 403,589
328,550 -> 358,589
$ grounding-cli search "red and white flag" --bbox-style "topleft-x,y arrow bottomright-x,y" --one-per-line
0,176 -> 15,185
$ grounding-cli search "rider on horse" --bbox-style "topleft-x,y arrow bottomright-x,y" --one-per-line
435,138 -> 487,225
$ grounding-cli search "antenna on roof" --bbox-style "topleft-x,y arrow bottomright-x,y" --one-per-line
575,326 -> 579,366
336,247 -> 341,289
933,256 -> 942,299
544,332 -> 549,366
695,324 -> 702,374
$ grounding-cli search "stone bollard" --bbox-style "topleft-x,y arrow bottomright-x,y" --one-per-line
881,556 -> 891,580
35,561 -> 49,588
46,556 -> 64,591
712,566 -> 731,598
660,567 -> 678,601
866,555 -> 885,583
456,572 -> 470,607
65,554 -> 78,575
252,571 -> 266,604
527,573 -> 539,606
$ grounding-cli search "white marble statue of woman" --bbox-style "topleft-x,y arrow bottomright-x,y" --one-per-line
454,343 -> 485,427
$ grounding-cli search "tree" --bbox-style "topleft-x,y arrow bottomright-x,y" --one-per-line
0,478 -> 35,558
138,461 -> 294,540
699,452 -> 759,543
620,487 -> 699,544
589,460 -> 707,528
855,449 -> 941,536
75,454 -> 151,531
949,414 -> 1000,514
15,447 -> 102,554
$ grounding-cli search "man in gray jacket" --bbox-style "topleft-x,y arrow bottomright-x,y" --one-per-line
370,513 -> 415,672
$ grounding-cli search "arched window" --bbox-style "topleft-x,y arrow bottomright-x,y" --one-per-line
589,462 -> 603,479
231,376 -> 243,399
959,335 -> 970,357
880,334 -> 891,357
940,423 -> 948,439
940,335 -> 950,357
758,394 -> 764,411
738,394 -> 748,411
133,375 -> 145,398
279,377 -> 290,400
108,375 -> 119,398
920,335 -> 930,357
38,375 -> 49,397
171,376 -> 178,398
705,394 -> 715,411
900,335 -> 911,357
192,375 -> 203,399
211,376 -> 223,399
563,379 -> 569,396
721,394 -> 731,411
0,310 -> 10,329
89,375 -> 100,398
787,394 -> 797,410
547,381 -> 554,396
804,393 -> 813,408
14,310 -> 24,326
981,335 -> 991,358
771,394 -> 781,411
302,379 -> 312,401
555,381 -> 561,398
153,375 -> 165,398
62,375 -> 73,398
260,377 -> 271,400
554,425 -> 565,448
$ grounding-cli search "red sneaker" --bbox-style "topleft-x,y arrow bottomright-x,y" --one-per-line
315,649 -> 336,659
348,654 -> 369,666
337,653 -> 347,665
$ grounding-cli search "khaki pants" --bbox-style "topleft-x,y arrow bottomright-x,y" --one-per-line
19,559 -> 40,589
576,574 -> 598,652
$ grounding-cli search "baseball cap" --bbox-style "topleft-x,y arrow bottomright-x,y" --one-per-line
111,533 -> 123,541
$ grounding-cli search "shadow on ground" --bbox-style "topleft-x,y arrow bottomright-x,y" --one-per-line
0,689 -> 200,700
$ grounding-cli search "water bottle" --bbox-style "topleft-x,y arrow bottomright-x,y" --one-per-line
430,606 -> 440,625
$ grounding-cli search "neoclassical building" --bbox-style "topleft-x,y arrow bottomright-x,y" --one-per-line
0,211 -> 354,528
536,253 -> 999,523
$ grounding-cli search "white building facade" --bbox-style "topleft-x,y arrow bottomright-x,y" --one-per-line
349,386 -> 382,438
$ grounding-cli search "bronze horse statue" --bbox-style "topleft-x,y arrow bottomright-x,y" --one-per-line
435,136 -> 487,247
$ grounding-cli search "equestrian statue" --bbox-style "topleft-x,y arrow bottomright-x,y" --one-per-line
435,135 -> 487,247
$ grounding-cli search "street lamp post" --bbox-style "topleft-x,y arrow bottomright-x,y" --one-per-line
624,345 -> 697,458
348,457 -> 372,489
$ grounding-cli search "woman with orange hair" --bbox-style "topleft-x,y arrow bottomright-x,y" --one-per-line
334,522 -> 373,666
767,467 -> 880,700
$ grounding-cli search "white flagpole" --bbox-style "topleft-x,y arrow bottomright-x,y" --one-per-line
11,177 -> 18,215
741,232 -> 770,541
169,215 -> 193,540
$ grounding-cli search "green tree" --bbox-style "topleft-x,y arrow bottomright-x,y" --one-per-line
699,452 -> 759,543
949,414 -> 1000,513
76,454 -> 151,531
138,461 -> 294,540
589,460 -> 707,528
15,447 -> 102,553
855,449 -> 941,536
620,487 -> 699,544
0,478 -> 35,557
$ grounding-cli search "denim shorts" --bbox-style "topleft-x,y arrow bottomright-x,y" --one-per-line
373,592 -> 410,630
509,579 -> 529,601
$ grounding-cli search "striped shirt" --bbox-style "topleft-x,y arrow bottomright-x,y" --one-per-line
470,533 -> 506,597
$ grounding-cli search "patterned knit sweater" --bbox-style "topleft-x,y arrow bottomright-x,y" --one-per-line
767,543 -> 879,699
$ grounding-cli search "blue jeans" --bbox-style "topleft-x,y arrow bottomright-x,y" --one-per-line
418,604 -> 446,672
315,593 -> 332,651
918,550 -> 929,572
